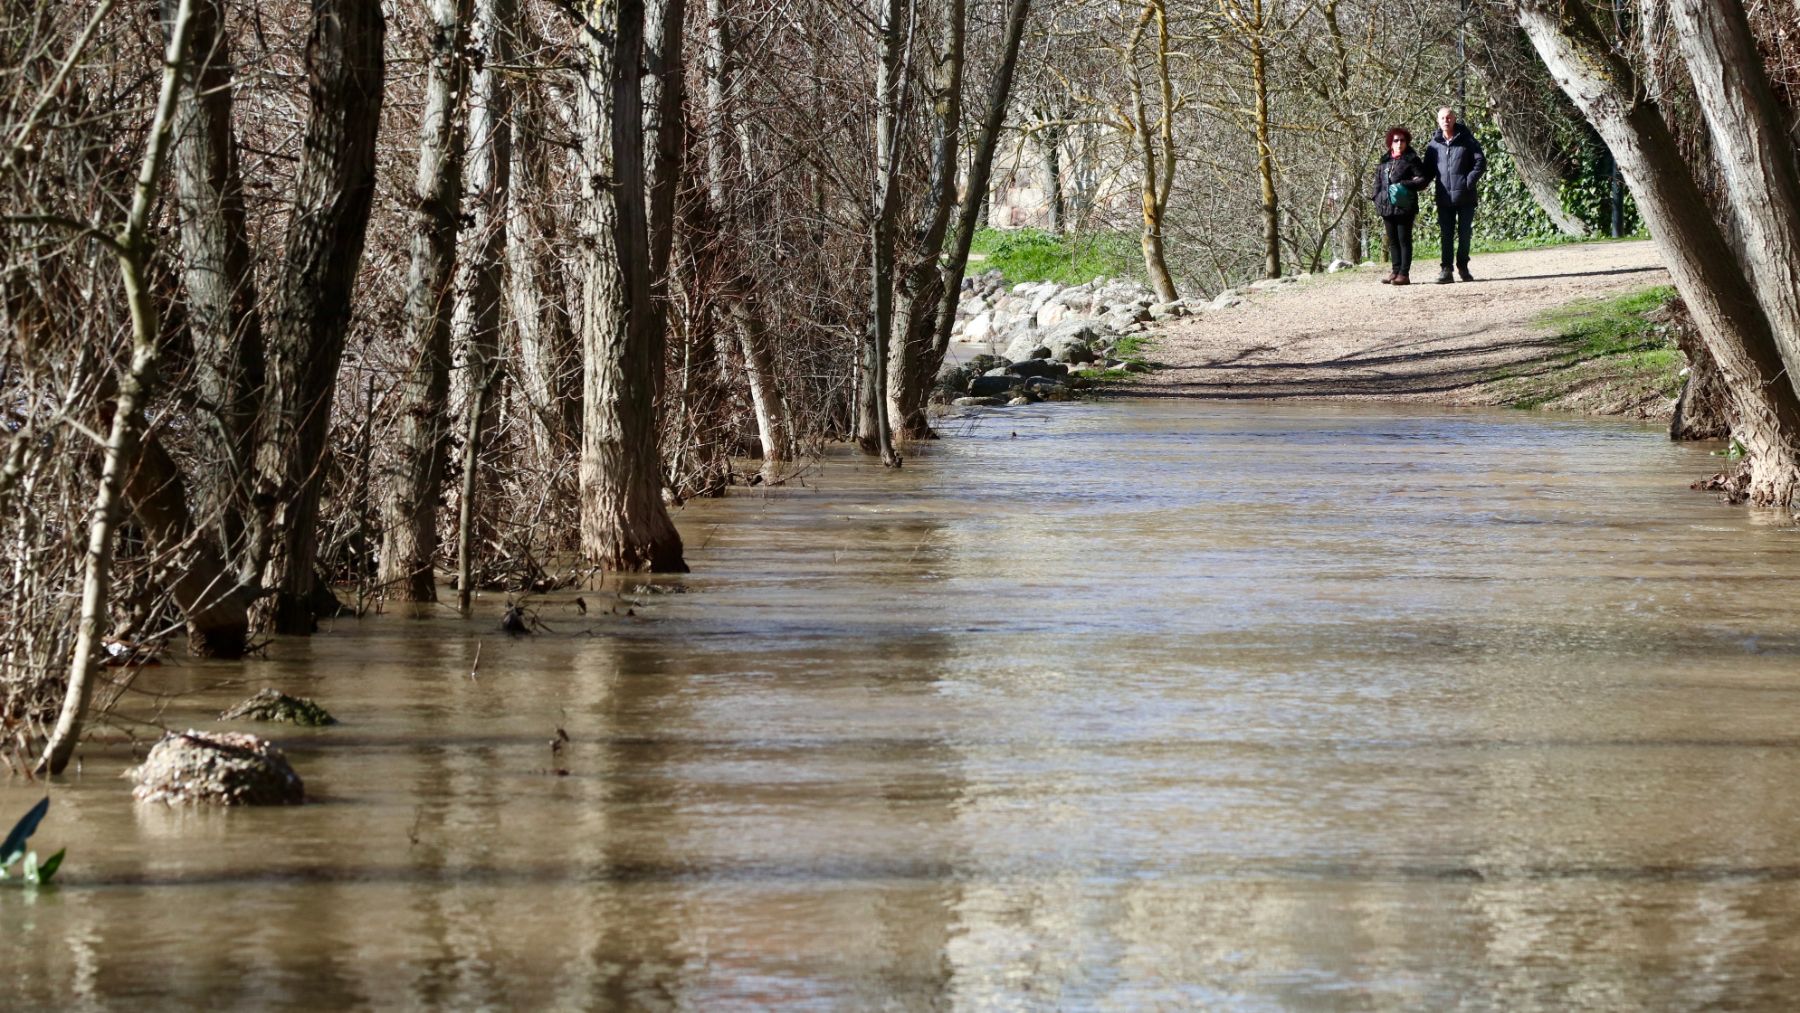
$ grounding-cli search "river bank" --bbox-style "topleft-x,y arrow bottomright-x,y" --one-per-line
1104,240 -> 1677,414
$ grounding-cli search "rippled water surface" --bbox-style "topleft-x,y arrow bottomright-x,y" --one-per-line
7,401 -> 1800,1009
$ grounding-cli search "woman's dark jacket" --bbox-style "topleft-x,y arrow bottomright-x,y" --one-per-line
1424,124 -> 1487,208
1371,149 -> 1429,218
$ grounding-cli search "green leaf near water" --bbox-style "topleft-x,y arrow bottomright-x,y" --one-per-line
0,796 -> 49,868
26,848 -> 62,885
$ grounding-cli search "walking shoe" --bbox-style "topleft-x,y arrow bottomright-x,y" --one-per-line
1436,268 -> 1455,284
1457,265 -> 1475,282
1393,273 -> 1410,286
1381,273 -> 1394,284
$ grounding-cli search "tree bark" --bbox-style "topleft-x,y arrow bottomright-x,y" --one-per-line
251,0 -> 386,632
124,432 -> 255,656
1127,0 -> 1179,301
856,0 -> 905,465
1250,16 -> 1280,280
577,0 -> 688,571
161,0 -> 263,555
379,0 -> 467,603
1520,0 -> 1800,509
507,85 -> 583,458
453,0 -> 512,608
928,0 -> 1032,366
1668,0 -> 1800,391
887,0 -> 965,442
1041,123 -> 1064,234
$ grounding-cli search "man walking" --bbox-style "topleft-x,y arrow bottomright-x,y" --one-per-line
1423,107 -> 1486,283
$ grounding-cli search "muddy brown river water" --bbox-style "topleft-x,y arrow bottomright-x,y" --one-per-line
6,401 -> 1800,1009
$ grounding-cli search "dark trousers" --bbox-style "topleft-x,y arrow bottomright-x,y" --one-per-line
1383,215 -> 1415,276
1438,203 -> 1475,269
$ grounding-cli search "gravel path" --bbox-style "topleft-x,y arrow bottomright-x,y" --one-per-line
1112,240 -> 1670,402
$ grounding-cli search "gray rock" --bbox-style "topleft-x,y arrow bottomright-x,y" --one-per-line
1006,396 -> 1032,406
952,396 -> 1007,407
1002,332 -> 1054,362
968,374 -> 1025,396
129,731 -> 305,806
1209,291 -> 1245,311
1149,300 -> 1187,320
1007,358 -> 1068,379
1327,259 -> 1353,273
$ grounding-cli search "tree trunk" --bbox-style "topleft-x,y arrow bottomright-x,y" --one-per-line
1668,0 -> 1800,391
857,0 -> 905,465
251,0 -> 386,633
507,86 -> 582,458
888,0 -> 966,442
1520,0 -> 1800,509
1128,0 -> 1179,302
161,0 -> 263,557
699,0 -> 791,473
1041,123 -> 1064,235
125,433 -> 255,656
1251,20 -> 1280,280
577,0 -> 688,572
378,0 -> 466,604
928,0 -> 1032,363
43,0 -> 197,775
453,0 -> 512,607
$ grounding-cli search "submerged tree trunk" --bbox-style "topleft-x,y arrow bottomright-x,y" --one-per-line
928,0 -> 1032,367
379,0 -> 466,603
697,0 -> 791,473
887,0 -> 965,442
1520,0 -> 1800,509
577,0 -> 688,571
162,0 -> 263,556
251,0 -> 386,632
452,0 -> 511,607
857,0 -> 904,465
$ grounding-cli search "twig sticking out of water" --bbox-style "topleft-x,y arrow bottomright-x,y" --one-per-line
469,641 -> 482,681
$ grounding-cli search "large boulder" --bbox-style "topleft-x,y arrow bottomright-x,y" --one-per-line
1006,357 -> 1068,379
128,731 -> 305,806
968,374 -> 1025,397
1003,332 -> 1054,363
963,312 -> 996,343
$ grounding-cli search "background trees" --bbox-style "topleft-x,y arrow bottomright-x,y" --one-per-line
4,0 -> 1800,764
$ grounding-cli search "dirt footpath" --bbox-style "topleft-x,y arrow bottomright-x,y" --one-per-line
1113,240 -> 1670,402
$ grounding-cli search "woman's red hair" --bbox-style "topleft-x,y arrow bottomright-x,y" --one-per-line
1385,126 -> 1412,148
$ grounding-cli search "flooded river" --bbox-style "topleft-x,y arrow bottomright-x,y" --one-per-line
6,401 -> 1800,1008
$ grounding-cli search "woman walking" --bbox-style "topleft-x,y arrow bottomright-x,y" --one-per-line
1371,127 -> 1430,285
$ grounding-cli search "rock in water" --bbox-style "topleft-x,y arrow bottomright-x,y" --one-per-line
128,731 -> 305,805
220,688 -> 336,727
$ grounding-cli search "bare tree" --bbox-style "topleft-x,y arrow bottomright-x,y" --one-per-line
42,0 -> 198,775
250,0 -> 387,633
379,0 -> 469,603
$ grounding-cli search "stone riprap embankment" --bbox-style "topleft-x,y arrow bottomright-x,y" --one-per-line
938,268 -> 1320,408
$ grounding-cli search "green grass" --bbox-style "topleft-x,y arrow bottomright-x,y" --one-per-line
1488,284 -> 1684,410
1538,284 -> 1678,360
968,228 -> 1138,286
1074,332 -> 1158,385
